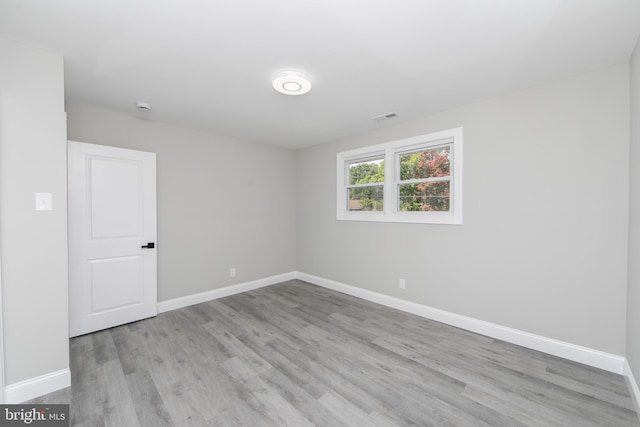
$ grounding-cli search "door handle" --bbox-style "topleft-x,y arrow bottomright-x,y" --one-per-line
141,242 -> 155,249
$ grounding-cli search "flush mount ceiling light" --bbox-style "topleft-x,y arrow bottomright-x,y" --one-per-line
272,71 -> 312,96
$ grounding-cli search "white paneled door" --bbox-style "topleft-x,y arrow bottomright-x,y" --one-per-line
68,141 -> 157,337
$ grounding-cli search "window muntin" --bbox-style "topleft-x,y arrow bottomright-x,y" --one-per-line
336,127 -> 462,224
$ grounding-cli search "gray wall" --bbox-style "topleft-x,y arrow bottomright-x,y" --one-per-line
0,39 -> 69,384
628,37 -> 640,383
66,101 -> 297,302
297,64 -> 630,355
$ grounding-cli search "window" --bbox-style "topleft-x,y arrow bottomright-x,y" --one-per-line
346,156 -> 384,212
337,127 -> 462,224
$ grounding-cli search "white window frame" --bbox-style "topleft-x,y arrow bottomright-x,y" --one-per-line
337,127 -> 463,224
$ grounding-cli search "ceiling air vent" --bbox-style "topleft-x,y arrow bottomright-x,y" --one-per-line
372,112 -> 398,122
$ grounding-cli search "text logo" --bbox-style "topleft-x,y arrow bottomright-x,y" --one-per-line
0,405 -> 69,426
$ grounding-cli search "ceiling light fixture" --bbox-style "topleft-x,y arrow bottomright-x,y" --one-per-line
272,71 -> 312,96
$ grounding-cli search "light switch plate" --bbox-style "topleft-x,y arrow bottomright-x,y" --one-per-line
35,193 -> 53,211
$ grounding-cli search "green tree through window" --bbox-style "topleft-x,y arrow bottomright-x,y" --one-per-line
399,147 -> 450,212
348,160 -> 384,211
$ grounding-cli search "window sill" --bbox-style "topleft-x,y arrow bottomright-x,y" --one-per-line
336,212 -> 462,225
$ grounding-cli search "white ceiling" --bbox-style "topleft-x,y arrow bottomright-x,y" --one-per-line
1,0 -> 640,149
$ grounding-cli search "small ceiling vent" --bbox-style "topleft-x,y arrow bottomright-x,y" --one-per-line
136,101 -> 152,111
372,112 -> 398,122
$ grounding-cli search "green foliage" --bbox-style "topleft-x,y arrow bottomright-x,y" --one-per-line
347,148 -> 451,212
349,161 -> 383,185
349,161 -> 384,211
400,153 -> 421,180
358,195 -> 383,211
400,148 -> 450,212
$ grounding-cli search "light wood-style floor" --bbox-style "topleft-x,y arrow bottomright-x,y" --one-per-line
30,280 -> 640,426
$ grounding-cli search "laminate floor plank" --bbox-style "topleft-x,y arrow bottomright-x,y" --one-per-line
253,286 -> 301,308
252,299 -> 314,340
222,357 -> 315,427
125,369 -> 173,427
480,361 -> 640,425
154,381 -> 209,427
259,367 -> 351,427
201,320 -> 273,375
353,347 -> 524,427
136,320 -> 192,391
178,355 -> 267,424
28,280 -> 639,426
92,330 -> 119,365
201,301 -> 246,340
68,340 -> 103,425
215,297 -> 305,350
461,385 -> 559,427
265,337 -> 385,415
238,334 -> 331,399
317,391 -> 379,427
96,359 -> 139,427
110,325 -> 148,376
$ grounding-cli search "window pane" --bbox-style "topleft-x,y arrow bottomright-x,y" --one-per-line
399,181 -> 450,212
348,185 -> 383,211
400,146 -> 450,180
348,158 -> 384,185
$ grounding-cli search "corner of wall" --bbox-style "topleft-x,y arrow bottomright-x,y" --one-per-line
627,31 -> 640,418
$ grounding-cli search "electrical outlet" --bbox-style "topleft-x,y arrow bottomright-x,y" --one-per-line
399,279 -> 406,290
230,268 -> 236,277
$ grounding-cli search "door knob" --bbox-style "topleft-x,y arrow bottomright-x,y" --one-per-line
141,242 -> 155,249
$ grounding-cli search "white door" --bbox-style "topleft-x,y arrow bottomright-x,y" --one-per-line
68,141 -> 157,337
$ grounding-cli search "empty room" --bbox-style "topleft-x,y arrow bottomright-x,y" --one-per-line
2,0 -> 640,425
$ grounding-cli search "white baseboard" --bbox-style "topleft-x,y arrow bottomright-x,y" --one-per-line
296,272 -> 626,374
4,368 -> 70,404
157,272 -> 297,313
624,360 -> 640,419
